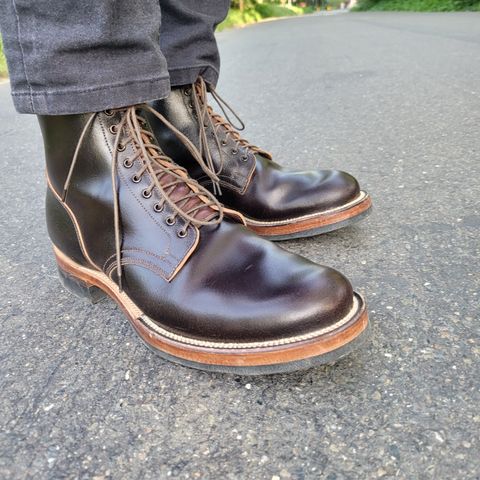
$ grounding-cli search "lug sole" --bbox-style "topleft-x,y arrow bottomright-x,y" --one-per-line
245,191 -> 372,241
54,245 -> 369,375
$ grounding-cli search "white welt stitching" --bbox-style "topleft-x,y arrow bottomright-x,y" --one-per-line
139,295 -> 361,349
244,191 -> 368,226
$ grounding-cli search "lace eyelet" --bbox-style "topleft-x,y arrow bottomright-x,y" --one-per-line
221,140 -> 227,146
117,143 -> 126,152
188,103 -> 194,109
132,174 -> 142,183
241,155 -> 248,162
104,109 -> 114,116
231,149 -> 238,155
142,189 -> 152,199
184,88 -> 192,96
153,203 -> 164,213
109,124 -> 118,134
166,217 -> 176,226
177,229 -> 187,238
123,158 -> 133,168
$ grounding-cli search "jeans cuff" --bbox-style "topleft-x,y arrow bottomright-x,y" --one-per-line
168,65 -> 220,88
11,76 -> 171,115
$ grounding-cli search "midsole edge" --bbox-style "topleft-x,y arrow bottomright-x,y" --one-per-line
243,191 -> 370,227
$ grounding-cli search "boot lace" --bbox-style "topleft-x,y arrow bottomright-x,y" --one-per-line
62,105 -> 224,292
189,77 -> 272,195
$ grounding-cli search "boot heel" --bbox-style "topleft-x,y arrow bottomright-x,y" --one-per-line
57,266 -> 106,304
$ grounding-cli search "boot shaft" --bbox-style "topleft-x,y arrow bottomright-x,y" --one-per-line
38,113 -> 112,196
39,112 -> 118,270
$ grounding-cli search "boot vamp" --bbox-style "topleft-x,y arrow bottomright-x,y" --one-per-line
122,220 -> 354,343
221,155 -> 361,221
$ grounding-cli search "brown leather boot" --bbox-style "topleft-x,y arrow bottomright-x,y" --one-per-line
39,105 -> 368,374
150,77 -> 372,240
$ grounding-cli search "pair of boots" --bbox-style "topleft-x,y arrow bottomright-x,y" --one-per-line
41,78 -> 372,375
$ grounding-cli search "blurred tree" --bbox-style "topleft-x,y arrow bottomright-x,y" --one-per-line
231,0 -> 300,10
231,0 -> 257,11
230,0 -> 344,11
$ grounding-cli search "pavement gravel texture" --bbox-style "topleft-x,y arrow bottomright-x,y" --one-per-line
0,11 -> 479,480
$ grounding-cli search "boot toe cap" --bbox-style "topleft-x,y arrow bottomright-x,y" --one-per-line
313,169 -> 361,210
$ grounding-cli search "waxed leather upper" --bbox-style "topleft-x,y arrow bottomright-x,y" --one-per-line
150,87 -> 361,222
39,111 -> 354,343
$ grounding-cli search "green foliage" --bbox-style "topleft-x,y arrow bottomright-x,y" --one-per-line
452,0 -> 480,7
0,38 -> 8,78
327,0 -> 346,8
255,4 -> 298,17
217,8 -> 261,31
230,0 -> 257,10
217,3 -> 314,31
217,10 -> 248,30
354,0 -> 480,10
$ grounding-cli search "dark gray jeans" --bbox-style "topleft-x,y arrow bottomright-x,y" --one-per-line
0,0 -> 230,114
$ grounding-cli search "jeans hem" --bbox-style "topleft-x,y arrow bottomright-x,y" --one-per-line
168,65 -> 220,88
12,76 -> 172,115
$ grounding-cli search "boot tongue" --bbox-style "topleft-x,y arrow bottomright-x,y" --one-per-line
140,131 -> 218,223
157,162 -> 218,223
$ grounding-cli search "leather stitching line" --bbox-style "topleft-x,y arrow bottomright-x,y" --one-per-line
106,257 -> 170,282
103,247 -> 175,273
196,156 -> 255,195
139,295 -> 362,349
46,179 -> 101,271
11,0 -> 34,111
11,75 -> 170,96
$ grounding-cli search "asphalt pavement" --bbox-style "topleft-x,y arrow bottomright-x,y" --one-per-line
0,11 -> 479,480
